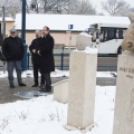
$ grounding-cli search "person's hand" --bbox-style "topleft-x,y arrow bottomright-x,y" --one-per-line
38,50 -> 41,56
32,49 -> 36,54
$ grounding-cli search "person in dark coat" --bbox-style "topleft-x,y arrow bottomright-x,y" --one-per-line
37,26 -> 55,92
2,29 -> 26,88
29,30 -> 45,87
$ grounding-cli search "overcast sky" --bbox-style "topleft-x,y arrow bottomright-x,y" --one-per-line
91,0 -> 134,15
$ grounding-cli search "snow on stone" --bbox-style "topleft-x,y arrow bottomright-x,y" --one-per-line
79,32 -> 92,38
84,47 -> 98,54
0,86 -> 116,134
15,14 -> 130,31
74,47 -> 98,54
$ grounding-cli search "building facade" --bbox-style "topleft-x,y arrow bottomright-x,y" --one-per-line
0,18 -> 14,46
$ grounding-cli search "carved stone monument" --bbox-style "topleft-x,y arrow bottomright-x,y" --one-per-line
65,33 -> 97,133
113,14 -> 134,134
113,51 -> 134,134
121,14 -> 134,51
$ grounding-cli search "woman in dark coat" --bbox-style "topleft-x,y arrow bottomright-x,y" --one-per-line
37,26 -> 55,92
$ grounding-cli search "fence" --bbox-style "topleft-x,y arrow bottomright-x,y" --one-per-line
27,52 -> 70,70
0,53 -> 118,71
27,53 -> 118,71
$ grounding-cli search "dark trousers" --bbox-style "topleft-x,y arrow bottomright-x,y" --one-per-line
43,73 -> 51,89
7,61 -> 22,85
33,64 -> 44,85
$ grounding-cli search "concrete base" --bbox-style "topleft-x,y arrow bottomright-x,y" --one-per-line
65,123 -> 96,133
53,79 -> 69,104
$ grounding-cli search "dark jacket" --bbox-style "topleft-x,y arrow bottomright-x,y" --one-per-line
36,34 -> 55,73
29,37 -> 42,64
2,36 -> 24,61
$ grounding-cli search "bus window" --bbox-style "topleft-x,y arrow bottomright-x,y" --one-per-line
101,28 -> 115,42
116,29 -> 126,39
123,30 -> 126,37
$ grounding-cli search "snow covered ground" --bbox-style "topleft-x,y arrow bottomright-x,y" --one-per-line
0,69 -> 116,78
0,86 -> 116,134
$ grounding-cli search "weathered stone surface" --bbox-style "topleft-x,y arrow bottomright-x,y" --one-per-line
53,79 -> 69,104
76,32 -> 92,50
67,51 -> 97,129
113,51 -> 134,134
121,14 -> 134,51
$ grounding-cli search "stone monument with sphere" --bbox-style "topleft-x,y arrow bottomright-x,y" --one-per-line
113,14 -> 134,134
65,32 -> 97,133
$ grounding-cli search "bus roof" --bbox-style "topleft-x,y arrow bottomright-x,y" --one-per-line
91,23 -> 129,29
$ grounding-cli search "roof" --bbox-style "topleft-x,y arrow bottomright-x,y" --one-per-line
15,13 -> 131,31
0,17 -> 14,22
92,23 -> 129,28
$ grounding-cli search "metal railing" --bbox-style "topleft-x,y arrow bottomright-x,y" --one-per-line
27,52 -> 70,70
27,53 -> 118,70
0,53 -> 118,70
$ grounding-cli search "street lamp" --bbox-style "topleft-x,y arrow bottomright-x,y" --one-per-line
21,0 -> 28,72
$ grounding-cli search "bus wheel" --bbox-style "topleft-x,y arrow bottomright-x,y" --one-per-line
117,46 -> 123,55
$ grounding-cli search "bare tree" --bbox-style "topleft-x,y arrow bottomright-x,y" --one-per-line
117,3 -> 131,16
101,0 -> 127,16
30,0 -> 40,13
40,0 -> 70,14
0,0 -> 22,18
75,0 -> 96,15
130,8 -> 134,13
97,12 -> 105,16
52,0 -> 70,14
30,0 -> 96,15
64,0 -> 96,15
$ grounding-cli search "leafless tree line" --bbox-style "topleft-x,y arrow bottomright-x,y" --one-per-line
0,0 -> 21,18
0,0 -> 133,18
0,0 -> 96,18
101,0 -> 134,16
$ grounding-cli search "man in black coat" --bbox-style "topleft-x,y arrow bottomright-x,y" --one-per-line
2,29 -> 26,88
37,26 -> 55,92
29,30 -> 44,87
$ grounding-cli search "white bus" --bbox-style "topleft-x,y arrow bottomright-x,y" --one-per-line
90,23 -> 129,54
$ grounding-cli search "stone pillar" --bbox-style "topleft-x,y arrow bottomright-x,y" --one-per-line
113,51 -> 134,134
66,51 -> 97,132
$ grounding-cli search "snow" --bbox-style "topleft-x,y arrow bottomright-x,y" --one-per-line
79,32 -> 92,38
0,17 -> 14,22
0,86 -> 116,134
75,47 -> 98,54
15,14 -> 130,31
97,72 -> 117,78
0,70 -> 116,78
84,47 -> 98,54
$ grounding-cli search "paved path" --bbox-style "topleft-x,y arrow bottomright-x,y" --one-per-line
0,77 -> 116,104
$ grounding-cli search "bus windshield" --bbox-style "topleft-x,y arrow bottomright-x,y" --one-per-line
91,24 -> 127,42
